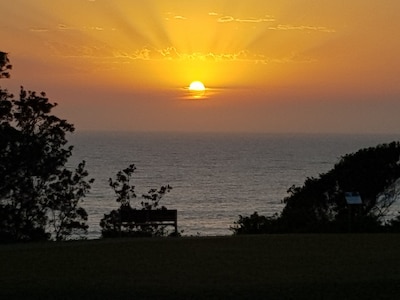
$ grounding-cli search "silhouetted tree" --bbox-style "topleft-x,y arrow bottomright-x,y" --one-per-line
231,212 -> 281,235
0,53 -> 93,242
233,142 -> 400,234
283,142 -> 400,232
0,52 -> 12,78
100,164 -> 173,237
45,162 -> 93,240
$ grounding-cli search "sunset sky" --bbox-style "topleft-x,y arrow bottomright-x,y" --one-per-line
1,0 -> 400,133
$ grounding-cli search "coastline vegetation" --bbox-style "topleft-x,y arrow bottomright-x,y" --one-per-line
233,142 -> 400,234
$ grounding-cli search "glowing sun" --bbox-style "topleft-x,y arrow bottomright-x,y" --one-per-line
189,81 -> 205,91
188,81 -> 206,98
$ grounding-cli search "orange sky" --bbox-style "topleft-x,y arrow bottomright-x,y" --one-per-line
2,0 -> 400,133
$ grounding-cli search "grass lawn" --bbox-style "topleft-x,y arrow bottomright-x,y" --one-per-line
1,234 -> 400,299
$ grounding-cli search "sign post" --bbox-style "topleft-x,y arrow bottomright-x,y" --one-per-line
345,192 -> 363,232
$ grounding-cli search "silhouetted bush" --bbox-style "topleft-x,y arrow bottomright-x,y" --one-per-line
100,164 -> 176,238
234,142 -> 400,234
231,212 -> 282,234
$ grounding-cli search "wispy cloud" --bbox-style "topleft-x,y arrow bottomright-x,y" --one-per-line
29,27 -> 49,32
45,40 -> 115,60
210,12 -> 334,33
87,26 -> 105,31
30,23 -> 116,34
269,24 -> 336,33
113,47 -> 314,64
217,15 -> 276,23
165,12 -> 187,21
57,24 -> 76,31
173,15 -> 187,20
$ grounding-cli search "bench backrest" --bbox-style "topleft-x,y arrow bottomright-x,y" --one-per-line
120,209 -> 177,223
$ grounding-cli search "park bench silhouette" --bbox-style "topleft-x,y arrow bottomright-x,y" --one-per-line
119,209 -> 178,235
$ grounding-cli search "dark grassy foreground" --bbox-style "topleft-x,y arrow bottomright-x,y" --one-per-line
1,235 -> 400,299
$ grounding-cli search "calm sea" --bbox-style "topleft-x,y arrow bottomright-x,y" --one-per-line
68,132 -> 400,238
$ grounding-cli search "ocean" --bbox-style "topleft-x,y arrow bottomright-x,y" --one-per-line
68,132 -> 400,238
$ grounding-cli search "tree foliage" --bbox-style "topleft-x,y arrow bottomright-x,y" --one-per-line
100,164 -> 173,237
0,52 -> 12,78
231,212 -> 282,235
0,57 -> 93,242
233,142 -> 400,234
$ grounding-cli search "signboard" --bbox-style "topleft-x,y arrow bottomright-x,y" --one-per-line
345,192 -> 362,205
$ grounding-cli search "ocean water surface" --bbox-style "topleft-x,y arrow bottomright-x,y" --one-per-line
68,132 -> 400,238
